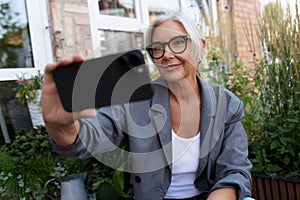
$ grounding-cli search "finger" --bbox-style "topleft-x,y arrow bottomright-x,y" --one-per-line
72,54 -> 84,63
43,55 -> 84,84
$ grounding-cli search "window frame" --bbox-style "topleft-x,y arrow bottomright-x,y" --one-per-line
88,0 -> 151,58
0,0 -> 53,81
88,0 -> 217,57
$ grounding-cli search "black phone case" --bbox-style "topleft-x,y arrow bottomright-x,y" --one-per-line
53,49 -> 153,112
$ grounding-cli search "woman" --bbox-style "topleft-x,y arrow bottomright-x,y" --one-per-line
41,11 -> 253,200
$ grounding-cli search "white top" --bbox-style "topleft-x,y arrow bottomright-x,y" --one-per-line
164,130 -> 201,199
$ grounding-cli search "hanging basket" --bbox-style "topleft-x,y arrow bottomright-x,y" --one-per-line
27,90 -> 45,128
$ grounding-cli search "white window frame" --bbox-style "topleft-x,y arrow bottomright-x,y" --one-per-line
0,0 -> 53,81
88,0 -> 216,58
88,0 -> 150,58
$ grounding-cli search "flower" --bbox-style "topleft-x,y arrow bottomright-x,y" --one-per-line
14,71 -> 43,104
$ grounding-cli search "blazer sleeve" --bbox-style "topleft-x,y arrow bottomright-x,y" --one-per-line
50,105 -> 126,159
210,89 -> 253,199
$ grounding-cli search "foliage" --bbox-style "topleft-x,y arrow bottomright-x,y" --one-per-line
201,1 -> 300,178
0,126 -> 92,199
248,1 -> 300,178
0,126 -> 56,199
14,71 -> 43,104
0,125 -> 132,199
200,47 -> 229,86
85,144 -> 132,199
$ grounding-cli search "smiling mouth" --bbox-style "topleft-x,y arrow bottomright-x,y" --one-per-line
161,63 -> 181,70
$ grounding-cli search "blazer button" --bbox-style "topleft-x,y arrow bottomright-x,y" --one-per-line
135,176 -> 141,183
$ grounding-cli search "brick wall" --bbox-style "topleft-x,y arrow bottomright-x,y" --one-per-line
49,0 -> 92,61
232,0 -> 262,64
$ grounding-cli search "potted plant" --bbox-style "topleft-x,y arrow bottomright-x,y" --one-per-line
14,70 -> 44,128
0,126 -> 91,199
45,156 -> 90,200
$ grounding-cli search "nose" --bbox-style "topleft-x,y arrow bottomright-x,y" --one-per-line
162,45 -> 174,58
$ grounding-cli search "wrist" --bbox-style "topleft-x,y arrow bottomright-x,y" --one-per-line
46,120 -> 80,146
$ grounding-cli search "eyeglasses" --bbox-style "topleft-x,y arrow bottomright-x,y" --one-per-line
146,35 -> 191,59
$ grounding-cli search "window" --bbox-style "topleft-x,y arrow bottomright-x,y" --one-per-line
88,0 -> 182,58
98,0 -> 136,18
0,0 -> 53,143
0,0 -> 33,69
148,0 -> 180,22
0,0 -> 53,81
99,29 -> 143,56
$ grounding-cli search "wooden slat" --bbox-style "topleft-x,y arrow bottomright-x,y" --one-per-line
252,176 -> 258,199
257,176 -> 266,200
271,178 -> 280,200
295,182 -> 300,200
279,180 -> 287,200
252,175 -> 300,200
264,177 -> 273,199
286,181 -> 295,200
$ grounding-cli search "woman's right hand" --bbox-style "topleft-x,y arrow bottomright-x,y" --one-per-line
41,55 -> 96,145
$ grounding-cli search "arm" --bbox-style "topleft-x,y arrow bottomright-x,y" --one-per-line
41,55 -> 96,146
210,91 -> 252,199
207,188 -> 237,200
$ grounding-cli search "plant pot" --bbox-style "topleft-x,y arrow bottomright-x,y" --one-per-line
252,174 -> 300,200
61,174 -> 88,200
7,98 -> 32,131
44,174 -> 88,200
27,90 -> 44,128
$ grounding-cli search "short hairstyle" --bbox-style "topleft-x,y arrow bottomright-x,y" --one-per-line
145,11 -> 204,63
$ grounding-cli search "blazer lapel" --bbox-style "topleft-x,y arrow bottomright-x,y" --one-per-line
197,78 -> 226,176
197,79 -> 217,175
150,79 -> 173,169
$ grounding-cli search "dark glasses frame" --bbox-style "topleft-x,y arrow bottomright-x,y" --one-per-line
146,35 -> 191,59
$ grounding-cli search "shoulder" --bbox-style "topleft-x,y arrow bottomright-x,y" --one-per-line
200,80 -> 244,121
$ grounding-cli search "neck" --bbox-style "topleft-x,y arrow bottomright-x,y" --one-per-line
168,76 -> 200,102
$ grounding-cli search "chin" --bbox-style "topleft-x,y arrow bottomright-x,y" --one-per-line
160,71 -> 188,83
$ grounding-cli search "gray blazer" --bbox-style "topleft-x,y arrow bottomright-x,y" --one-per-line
51,77 -> 253,200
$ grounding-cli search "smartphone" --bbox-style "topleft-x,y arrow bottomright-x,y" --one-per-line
53,49 -> 153,112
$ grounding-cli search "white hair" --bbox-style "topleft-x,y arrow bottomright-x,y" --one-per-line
145,11 -> 205,63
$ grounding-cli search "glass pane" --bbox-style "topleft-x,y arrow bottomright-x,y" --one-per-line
98,0 -> 136,18
99,30 -> 143,56
0,0 -> 34,68
148,0 -> 180,22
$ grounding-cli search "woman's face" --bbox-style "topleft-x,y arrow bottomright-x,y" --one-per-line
150,20 -> 198,83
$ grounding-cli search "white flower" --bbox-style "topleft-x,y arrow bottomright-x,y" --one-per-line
18,180 -> 24,187
0,187 -> 6,192
25,187 -> 31,193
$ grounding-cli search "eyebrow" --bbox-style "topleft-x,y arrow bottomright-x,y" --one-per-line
151,34 -> 188,43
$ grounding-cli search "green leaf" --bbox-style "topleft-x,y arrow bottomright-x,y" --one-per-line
112,170 -> 129,198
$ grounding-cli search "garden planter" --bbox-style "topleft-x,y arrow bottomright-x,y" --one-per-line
27,90 -> 44,128
44,174 -> 88,200
60,175 -> 87,200
252,174 -> 300,200
7,98 -> 32,131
